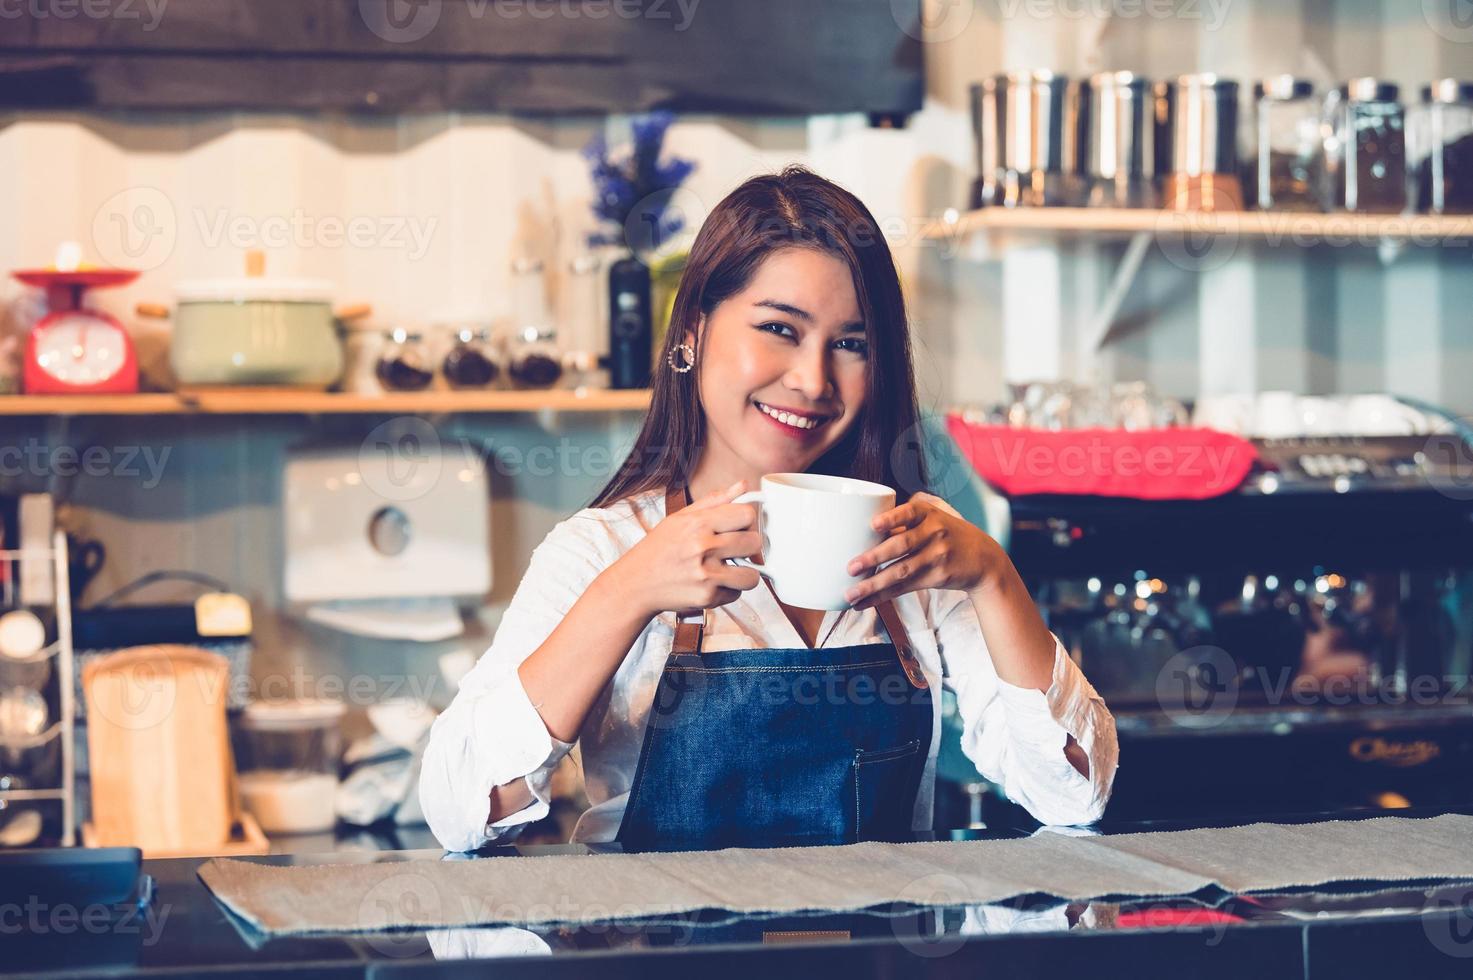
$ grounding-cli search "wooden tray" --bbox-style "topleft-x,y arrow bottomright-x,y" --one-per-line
84,813 -> 269,860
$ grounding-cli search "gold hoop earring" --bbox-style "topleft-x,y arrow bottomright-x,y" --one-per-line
667,343 -> 696,374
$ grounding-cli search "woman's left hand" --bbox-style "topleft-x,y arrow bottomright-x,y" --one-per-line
844,492 -> 1004,609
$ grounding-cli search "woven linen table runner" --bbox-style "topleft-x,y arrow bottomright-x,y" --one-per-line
198,814 -> 1473,935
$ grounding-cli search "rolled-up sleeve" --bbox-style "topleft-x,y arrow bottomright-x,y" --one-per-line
419,514 -> 611,852
935,589 -> 1118,826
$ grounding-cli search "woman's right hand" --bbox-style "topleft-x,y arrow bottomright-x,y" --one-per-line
618,480 -> 763,618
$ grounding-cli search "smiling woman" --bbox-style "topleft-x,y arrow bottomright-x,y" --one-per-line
590,166 -> 924,508
419,166 -> 1118,853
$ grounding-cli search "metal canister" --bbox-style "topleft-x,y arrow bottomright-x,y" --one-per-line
1153,79 -> 1175,186
972,70 -> 1085,207
970,78 -> 999,208
1163,74 -> 1243,211
1083,71 -> 1156,208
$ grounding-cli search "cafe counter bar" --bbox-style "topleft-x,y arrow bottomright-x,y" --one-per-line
8,807 -> 1473,980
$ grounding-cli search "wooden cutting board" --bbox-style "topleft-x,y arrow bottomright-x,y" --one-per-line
83,645 -> 235,853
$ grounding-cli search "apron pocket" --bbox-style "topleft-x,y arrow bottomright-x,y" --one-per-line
849,739 -> 923,842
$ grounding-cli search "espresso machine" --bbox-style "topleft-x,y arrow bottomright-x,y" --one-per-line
1011,433 -> 1473,821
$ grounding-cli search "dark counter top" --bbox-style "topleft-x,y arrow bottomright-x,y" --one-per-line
9,809 -> 1473,980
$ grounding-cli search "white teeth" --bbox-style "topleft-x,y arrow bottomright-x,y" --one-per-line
757,402 -> 823,430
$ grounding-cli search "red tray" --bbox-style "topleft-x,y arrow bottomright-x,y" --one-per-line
945,415 -> 1258,500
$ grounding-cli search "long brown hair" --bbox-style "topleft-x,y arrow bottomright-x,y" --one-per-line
590,165 -> 928,508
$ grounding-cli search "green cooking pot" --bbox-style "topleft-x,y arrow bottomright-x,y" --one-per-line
164,277 -> 345,388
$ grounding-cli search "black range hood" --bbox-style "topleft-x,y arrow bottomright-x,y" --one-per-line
1,0 -> 925,117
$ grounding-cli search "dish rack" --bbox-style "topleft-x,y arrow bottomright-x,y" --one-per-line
0,531 -> 75,846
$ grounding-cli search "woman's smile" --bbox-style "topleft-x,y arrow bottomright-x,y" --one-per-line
752,399 -> 837,438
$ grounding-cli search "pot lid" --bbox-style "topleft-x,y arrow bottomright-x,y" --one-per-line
175,277 -> 334,304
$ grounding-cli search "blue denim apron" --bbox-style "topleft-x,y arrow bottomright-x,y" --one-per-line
615,485 -> 934,852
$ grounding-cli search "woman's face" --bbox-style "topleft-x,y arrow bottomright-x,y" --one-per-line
687,247 -> 869,479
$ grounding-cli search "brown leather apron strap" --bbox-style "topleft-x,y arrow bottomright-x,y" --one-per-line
874,599 -> 928,690
666,484 -> 708,655
661,484 -> 926,686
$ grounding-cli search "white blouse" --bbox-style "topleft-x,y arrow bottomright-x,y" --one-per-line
420,489 -> 1119,853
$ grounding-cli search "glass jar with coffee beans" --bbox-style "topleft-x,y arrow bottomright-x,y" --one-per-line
1322,78 -> 1407,214
442,327 -> 502,389
375,328 -> 436,391
507,326 -> 566,389
1253,76 -> 1321,211
1412,79 -> 1473,214
508,257 -> 565,389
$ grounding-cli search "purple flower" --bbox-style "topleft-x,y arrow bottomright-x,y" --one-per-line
584,111 -> 697,255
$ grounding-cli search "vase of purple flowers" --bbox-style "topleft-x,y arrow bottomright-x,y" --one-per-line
584,112 -> 696,388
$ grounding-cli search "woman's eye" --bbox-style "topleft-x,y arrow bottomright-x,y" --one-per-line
756,321 -> 866,356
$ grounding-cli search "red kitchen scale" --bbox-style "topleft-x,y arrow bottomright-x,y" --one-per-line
11,259 -> 140,395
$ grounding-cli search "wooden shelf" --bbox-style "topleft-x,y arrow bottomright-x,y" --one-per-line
0,394 -> 183,416
0,388 -> 652,417
926,207 -> 1473,247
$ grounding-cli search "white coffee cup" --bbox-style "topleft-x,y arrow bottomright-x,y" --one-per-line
729,473 -> 895,611
1346,394 -> 1424,436
1192,393 -> 1255,435
1253,390 -> 1302,439
1297,396 -> 1348,436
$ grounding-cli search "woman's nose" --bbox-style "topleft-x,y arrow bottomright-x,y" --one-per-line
785,348 -> 835,402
